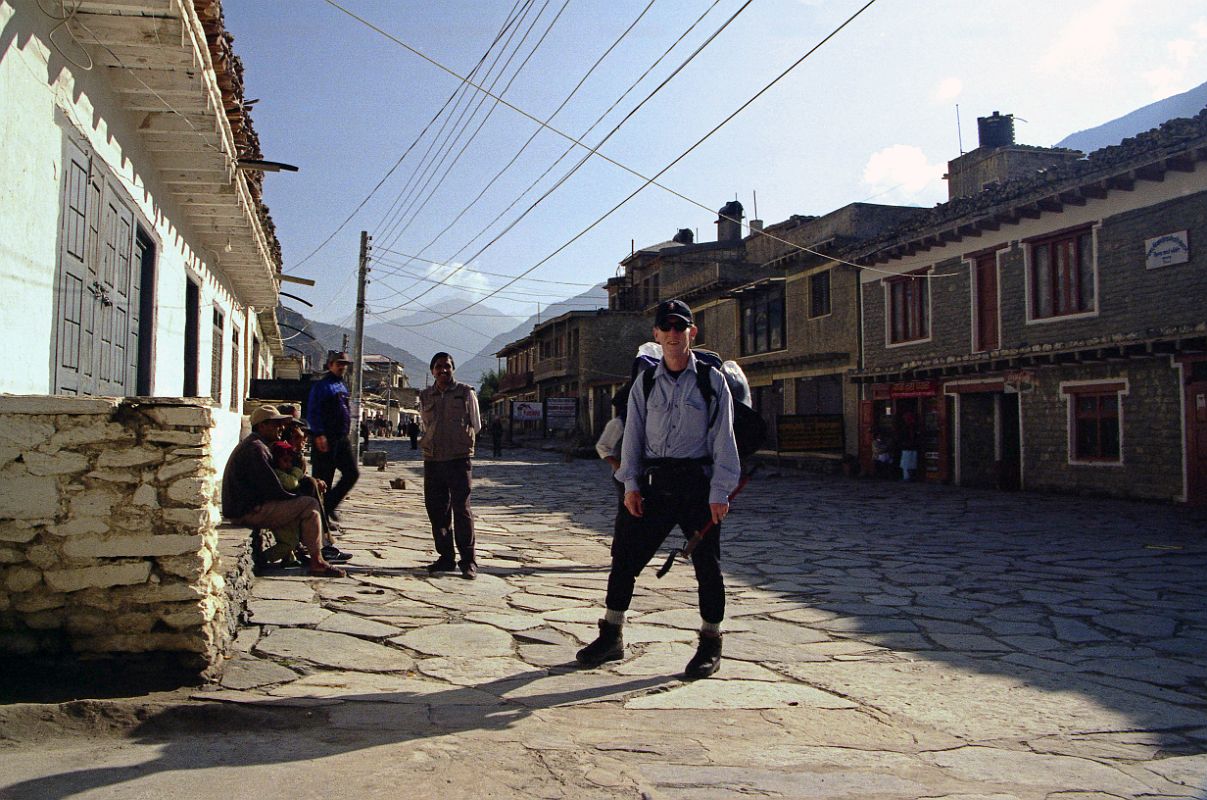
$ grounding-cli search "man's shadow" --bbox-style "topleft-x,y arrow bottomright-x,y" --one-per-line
0,667 -> 672,800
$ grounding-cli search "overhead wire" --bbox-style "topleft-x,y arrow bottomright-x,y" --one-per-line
289,0 -> 532,271
376,0 -> 664,304
368,0 -> 749,317
373,0 -> 555,248
363,0 -> 885,328
369,246 -> 600,287
368,259 -> 596,301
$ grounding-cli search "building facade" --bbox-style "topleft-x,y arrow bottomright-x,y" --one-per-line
851,112 -> 1207,503
0,0 -> 288,668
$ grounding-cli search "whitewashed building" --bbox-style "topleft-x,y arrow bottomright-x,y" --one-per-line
0,0 -> 286,672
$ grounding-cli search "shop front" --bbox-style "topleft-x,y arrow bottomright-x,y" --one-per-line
859,380 -> 950,482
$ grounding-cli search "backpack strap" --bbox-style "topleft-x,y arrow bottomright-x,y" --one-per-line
695,362 -> 719,429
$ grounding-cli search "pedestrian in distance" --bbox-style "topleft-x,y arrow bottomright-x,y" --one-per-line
306,351 -> 361,524
489,415 -> 504,458
407,419 -> 420,450
576,299 -> 740,679
418,352 -> 482,579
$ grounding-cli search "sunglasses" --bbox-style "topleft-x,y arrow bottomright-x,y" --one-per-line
657,319 -> 690,332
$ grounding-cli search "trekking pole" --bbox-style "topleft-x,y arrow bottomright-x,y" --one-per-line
655,468 -> 755,579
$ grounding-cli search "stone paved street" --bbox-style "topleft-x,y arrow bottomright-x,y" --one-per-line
3,443 -> 1207,799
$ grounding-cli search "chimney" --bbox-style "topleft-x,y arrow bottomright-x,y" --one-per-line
749,219 -> 764,232
716,200 -> 744,243
977,111 -> 1014,149
672,228 -> 694,245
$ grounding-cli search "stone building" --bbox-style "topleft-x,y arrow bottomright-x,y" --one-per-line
849,111 -> 1207,503
495,311 -> 648,439
725,204 -> 925,458
0,0 -> 287,671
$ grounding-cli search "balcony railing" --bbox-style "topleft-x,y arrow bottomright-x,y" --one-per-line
533,356 -> 572,382
498,370 -> 533,392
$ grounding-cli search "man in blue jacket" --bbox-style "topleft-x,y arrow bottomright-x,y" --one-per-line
307,351 -> 360,523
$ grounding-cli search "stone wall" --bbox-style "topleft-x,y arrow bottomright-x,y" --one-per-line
0,396 -> 229,675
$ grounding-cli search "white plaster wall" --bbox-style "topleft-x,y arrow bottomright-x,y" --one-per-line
0,1 -> 266,406
0,2 -> 63,393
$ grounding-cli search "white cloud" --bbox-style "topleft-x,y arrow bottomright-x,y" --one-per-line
1143,32 -> 1207,99
932,77 -> 963,104
1036,0 -> 1135,79
861,145 -> 946,203
425,261 -> 492,297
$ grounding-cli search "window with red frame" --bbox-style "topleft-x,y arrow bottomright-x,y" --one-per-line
887,271 -> 928,343
1070,388 -> 1121,461
1030,229 -> 1094,318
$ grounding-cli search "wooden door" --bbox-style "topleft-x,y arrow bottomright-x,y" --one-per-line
54,142 -> 140,397
974,253 -> 999,352
1188,380 -> 1207,505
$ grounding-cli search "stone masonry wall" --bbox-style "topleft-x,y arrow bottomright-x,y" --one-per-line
0,396 -> 227,674
1021,359 -> 1184,501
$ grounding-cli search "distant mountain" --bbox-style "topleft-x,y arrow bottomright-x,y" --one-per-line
455,283 -> 610,384
277,305 -> 426,380
1056,80 -> 1207,153
365,297 -> 526,382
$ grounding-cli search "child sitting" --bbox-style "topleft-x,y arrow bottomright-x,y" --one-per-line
263,440 -> 305,566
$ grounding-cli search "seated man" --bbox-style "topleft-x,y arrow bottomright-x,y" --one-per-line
222,405 -> 346,577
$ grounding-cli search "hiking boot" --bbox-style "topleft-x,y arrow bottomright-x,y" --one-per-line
684,633 -> 722,680
576,620 -> 624,667
426,557 -> 456,574
460,562 -> 477,580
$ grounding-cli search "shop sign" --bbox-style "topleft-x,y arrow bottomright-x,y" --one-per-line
1145,230 -> 1189,269
512,401 -> 542,422
889,380 -> 938,398
545,397 -> 578,430
777,414 -> 844,452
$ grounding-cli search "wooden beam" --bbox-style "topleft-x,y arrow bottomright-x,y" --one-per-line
1106,175 -> 1135,191
1059,191 -> 1087,207
1134,163 -> 1166,182
71,14 -> 186,48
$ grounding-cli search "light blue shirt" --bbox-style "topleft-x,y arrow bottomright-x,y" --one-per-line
617,353 -> 741,505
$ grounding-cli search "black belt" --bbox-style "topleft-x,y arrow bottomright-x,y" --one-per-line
643,457 -> 712,468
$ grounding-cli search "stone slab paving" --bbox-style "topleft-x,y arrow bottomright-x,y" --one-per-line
4,443 -> 1207,800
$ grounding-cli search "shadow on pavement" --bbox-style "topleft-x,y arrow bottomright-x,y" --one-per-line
0,669 -> 672,800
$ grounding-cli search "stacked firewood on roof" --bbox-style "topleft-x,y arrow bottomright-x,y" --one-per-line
193,0 -> 282,270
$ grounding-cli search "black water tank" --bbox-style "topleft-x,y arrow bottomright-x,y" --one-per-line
978,111 -> 1014,148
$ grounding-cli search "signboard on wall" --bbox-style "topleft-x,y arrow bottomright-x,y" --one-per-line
512,401 -> 542,422
777,414 -> 844,452
545,397 -> 578,430
1145,230 -> 1189,269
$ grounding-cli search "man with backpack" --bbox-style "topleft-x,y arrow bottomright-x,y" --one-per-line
576,299 -> 741,679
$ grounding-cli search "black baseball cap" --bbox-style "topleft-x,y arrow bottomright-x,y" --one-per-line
655,299 -> 693,326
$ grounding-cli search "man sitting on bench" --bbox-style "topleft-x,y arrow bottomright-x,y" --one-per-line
222,405 -> 346,577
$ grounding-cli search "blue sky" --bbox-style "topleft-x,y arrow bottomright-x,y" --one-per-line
225,0 -> 1207,340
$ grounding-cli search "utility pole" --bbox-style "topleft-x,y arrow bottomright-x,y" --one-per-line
351,230 -> 370,460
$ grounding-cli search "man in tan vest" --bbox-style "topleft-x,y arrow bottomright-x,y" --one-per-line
418,352 -> 482,579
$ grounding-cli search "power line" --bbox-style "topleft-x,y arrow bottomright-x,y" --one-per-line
371,0 -> 883,328
289,0 -> 533,270
375,0 -> 557,248
377,0 -> 662,302
369,246 -> 600,287
365,0 -> 753,319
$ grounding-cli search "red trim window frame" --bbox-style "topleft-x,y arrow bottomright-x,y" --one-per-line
887,269 -> 929,344
1064,382 -> 1124,463
1029,227 -> 1095,319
